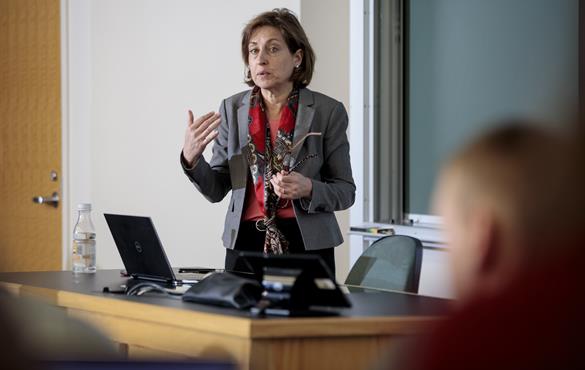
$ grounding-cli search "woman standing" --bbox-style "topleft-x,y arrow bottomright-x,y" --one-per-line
181,8 -> 354,275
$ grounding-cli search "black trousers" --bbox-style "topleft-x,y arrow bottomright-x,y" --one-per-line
225,218 -> 336,276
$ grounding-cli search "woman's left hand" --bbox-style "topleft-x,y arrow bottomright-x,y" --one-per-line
270,171 -> 312,200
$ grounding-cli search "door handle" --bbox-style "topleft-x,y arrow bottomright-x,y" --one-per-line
32,192 -> 59,208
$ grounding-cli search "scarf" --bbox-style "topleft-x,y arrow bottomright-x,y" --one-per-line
245,86 -> 299,255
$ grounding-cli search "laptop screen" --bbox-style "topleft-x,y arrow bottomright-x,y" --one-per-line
104,214 -> 176,282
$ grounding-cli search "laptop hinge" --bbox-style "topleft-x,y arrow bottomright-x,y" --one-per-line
131,274 -> 172,284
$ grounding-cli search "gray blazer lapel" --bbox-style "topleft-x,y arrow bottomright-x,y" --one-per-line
291,88 -> 315,163
237,90 -> 252,156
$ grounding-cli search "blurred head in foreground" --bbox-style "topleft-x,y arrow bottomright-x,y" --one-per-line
388,120 -> 585,370
433,121 -> 583,301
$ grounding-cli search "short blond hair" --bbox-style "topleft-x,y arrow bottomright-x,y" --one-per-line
442,122 -> 573,245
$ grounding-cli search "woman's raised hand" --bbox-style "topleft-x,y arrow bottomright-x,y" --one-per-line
182,110 -> 221,167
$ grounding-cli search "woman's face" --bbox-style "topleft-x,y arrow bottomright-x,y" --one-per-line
248,26 -> 302,93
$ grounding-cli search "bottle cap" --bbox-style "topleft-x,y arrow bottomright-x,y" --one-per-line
77,203 -> 92,211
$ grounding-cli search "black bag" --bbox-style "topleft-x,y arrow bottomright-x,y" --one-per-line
182,272 -> 263,309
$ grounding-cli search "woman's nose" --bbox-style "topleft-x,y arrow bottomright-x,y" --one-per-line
257,49 -> 268,64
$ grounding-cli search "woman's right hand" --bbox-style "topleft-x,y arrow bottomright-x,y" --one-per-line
182,110 -> 221,167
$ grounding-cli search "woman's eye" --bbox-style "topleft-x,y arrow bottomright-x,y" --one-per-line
270,47 -> 279,53
249,49 -> 258,55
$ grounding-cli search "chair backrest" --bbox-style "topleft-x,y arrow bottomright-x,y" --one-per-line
344,235 -> 423,293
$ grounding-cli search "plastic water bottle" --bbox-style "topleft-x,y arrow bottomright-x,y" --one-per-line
72,203 -> 96,274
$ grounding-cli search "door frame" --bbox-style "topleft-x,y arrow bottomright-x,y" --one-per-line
60,0 -> 93,269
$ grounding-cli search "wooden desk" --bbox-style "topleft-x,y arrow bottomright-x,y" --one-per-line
0,270 -> 449,370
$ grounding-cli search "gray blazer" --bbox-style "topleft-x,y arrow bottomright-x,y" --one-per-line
182,88 -> 355,250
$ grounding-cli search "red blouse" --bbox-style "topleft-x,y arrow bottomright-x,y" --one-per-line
242,118 -> 295,221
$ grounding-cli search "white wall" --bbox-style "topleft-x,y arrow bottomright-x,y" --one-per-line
66,0 -> 357,280
300,0 -> 351,280
64,1 -> 446,294
65,0 -> 304,272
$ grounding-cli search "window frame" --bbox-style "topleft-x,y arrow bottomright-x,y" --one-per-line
350,0 -> 583,260
348,0 -> 444,263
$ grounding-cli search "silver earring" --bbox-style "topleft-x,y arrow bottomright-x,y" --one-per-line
295,64 -> 300,69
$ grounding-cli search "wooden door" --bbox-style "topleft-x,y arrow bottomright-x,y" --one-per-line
0,0 -> 62,272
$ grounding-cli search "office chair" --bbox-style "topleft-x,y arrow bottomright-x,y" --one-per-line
344,235 -> 423,293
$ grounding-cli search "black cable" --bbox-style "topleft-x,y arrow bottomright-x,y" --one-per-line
125,281 -> 169,297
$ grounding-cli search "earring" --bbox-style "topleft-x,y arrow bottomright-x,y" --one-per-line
244,66 -> 252,82
295,64 -> 300,69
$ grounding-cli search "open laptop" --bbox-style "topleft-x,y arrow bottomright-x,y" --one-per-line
104,213 -> 216,285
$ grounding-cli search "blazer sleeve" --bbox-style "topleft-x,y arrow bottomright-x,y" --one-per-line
299,102 -> 356,213
181,99 -> 232,203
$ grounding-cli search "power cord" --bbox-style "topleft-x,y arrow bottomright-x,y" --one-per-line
125,282 -> 170,297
